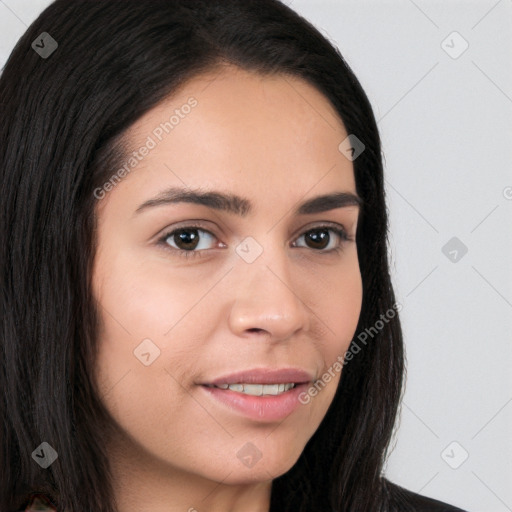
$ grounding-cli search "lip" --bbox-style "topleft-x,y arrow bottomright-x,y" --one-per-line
202,367 -> 314,386
200,381 -> 310,422
199,367 -> 314,422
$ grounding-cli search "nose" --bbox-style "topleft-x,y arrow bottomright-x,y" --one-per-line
227,243 -> 311,342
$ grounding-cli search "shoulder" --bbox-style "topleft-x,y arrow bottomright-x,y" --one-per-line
382,478 -> 469,512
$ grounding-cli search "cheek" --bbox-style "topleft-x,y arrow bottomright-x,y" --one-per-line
314,252 -> 363,342
91,257 -> 203,448
93,250 -> 204,339
330,273 -> 362,349
311,253 -> 362,387
91,251 -> 173,402
91,250 -> 218,410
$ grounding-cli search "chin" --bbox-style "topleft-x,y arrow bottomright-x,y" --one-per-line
217,445 -> 302,484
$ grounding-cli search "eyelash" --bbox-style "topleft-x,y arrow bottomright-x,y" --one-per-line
156,222 -> 353,260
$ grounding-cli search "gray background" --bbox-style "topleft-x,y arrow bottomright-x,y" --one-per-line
1,1 -> 511,510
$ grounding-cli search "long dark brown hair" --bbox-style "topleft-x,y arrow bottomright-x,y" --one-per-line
0,1 -> 404,510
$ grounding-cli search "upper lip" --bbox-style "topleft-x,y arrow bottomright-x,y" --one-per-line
202,368 -> 314,386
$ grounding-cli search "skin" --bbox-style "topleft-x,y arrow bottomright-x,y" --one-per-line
92,64 -> 363,512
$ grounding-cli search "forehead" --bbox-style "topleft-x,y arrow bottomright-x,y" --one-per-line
99,64 -> 357,213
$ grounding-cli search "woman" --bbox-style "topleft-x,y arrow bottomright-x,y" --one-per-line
0,1 -> 469,511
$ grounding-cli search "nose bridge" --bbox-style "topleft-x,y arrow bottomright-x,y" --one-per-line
227,231 -> 310,339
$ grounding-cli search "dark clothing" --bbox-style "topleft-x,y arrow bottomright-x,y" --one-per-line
20,479 -> 469,511
384,479 -> 469,511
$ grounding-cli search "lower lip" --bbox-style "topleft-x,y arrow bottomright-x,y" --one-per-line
200,383 -> 309,422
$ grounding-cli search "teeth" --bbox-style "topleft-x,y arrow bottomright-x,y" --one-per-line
212,382 -> 296,396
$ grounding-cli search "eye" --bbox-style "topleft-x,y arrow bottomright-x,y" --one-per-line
292,225 -> 351,253
159,224 -> 219,259
156,222 -> 353,260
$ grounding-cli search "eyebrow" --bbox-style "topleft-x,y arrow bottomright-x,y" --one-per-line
134,186 -> 363,217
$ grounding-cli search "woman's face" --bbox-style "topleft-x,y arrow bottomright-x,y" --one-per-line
92,65 -> 363,486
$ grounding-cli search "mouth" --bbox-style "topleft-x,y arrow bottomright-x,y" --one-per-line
199,367 -> 313,422
202,382 -> 298,396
